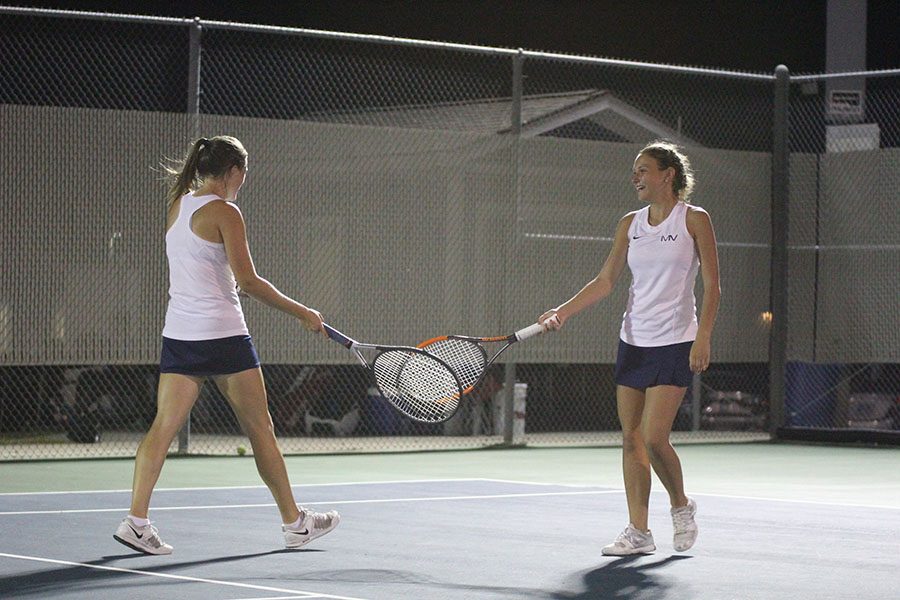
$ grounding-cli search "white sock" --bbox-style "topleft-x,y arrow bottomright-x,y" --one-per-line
284,513 -> 305,529
128,515 -> 150,527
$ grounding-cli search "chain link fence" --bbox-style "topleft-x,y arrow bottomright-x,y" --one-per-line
783,70 -> 900,440
1,7 -> 897,459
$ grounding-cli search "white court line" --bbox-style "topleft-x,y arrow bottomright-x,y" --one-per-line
0,478 -> 487,497
0,489 -> 621,516
4,477 -> 894,512
0,552 -> 367,600
475,477 -> 602,488
476,478 -> 900,511
686,490 -> 900,511
227,596 -> 319,600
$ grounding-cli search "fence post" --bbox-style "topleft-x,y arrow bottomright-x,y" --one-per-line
769,64 -> 790,436
503,50 -> 525,445
177,16 -> 203,456
188,17 -> 201,117
510,49 -> 524,136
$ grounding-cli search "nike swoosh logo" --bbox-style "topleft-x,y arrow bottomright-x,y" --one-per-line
289,528 -> 309,536
632,236 -> 642,239
128,525 -> 144,539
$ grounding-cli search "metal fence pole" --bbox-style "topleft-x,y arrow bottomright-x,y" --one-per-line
177,16 -> 203,456
188,17 -> 202,120
769,64 -> 790,436
503,50 -> 525,446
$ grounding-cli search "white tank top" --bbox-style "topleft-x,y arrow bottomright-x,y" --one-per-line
162,193 -> 249,340
620,201 -> 701,347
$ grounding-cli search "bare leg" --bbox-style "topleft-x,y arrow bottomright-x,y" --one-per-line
616,385 -> 651,531
130,373 -> 202,518
641,384 -> 689,508
214,368 -> 301,524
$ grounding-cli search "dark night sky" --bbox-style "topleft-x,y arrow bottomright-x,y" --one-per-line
7,1 -> 900,73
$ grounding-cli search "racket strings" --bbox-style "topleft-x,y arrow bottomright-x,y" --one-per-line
373,350 -> 460,422
420,339 -> 486,391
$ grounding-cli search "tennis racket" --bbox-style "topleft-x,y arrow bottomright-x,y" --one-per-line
415,319 -> 555,396
322,323 -> 464,423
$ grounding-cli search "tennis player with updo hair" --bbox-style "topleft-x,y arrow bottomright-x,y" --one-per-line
542,140 -> 720,555
113,135 -> 340,554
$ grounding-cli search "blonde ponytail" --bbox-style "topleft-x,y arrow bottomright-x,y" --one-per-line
163,136 -> 247,210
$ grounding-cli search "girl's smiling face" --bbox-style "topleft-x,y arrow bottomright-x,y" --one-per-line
632,153 -> 674,202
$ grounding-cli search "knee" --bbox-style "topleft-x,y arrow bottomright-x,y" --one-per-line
148,412 -> 187,438
622,429 -> 644,454
642,434 -> 671,460
243,413 -> 276,440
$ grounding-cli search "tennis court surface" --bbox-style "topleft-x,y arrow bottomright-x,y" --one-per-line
2,444 -> 898,599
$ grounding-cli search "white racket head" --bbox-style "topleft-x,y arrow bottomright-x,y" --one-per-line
372,349 -> 463,423
416,337 -> 487,393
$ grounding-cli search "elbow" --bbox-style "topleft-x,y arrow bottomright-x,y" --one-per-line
593,277 -> 614,300
236,275 -> 264,295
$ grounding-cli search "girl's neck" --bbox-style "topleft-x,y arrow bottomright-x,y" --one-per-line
195,180 -> 228,199
647,196 -> 678,225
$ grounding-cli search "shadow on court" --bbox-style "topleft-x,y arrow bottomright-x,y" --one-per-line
552,555 -> 692,600
272,568 -> 584,599
273,558 -> 691,600
0,549 -> 299,598
1,553 -> 695,599
273,568 -> 558,598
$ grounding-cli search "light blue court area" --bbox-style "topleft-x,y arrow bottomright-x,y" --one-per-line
1,444 -> 898,599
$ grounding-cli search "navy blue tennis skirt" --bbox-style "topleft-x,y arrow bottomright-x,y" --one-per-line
615,339 -> 693,390
160,335 -> 260,376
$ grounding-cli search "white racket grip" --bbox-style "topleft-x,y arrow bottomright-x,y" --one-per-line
514,322 -> 546,341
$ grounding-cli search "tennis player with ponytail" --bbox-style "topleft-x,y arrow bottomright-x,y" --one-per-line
541,140 -> 720,555
113,136 -> 339,554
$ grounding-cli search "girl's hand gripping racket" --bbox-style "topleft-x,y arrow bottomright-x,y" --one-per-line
322,323 -> 464,423
415,318 -> 556,396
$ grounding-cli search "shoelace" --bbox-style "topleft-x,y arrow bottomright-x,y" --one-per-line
300,508 -> 334,530
617,526 -> 647,546
145,525 -> 164,547
672,507 -> 694,530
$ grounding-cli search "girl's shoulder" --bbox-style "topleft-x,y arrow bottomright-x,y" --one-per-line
618,209 -> 641,230
685,204 -> 714,235
621,207 -> 645,222
684,203 -> 709,216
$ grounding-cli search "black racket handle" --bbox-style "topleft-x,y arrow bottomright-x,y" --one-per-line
323,323 -> 353,349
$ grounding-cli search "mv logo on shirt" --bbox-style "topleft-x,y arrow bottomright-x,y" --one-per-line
632,234 -> 680,241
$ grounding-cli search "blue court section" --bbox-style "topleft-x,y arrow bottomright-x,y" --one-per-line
1,478 -> 898,599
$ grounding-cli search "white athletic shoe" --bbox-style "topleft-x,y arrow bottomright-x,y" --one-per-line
671,497 -> 698,552
283,507 -> 341,549
601,524 -> 656,556
113,518 -> 173,555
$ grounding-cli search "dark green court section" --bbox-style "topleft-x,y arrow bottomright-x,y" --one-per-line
2,443 -> 898,507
